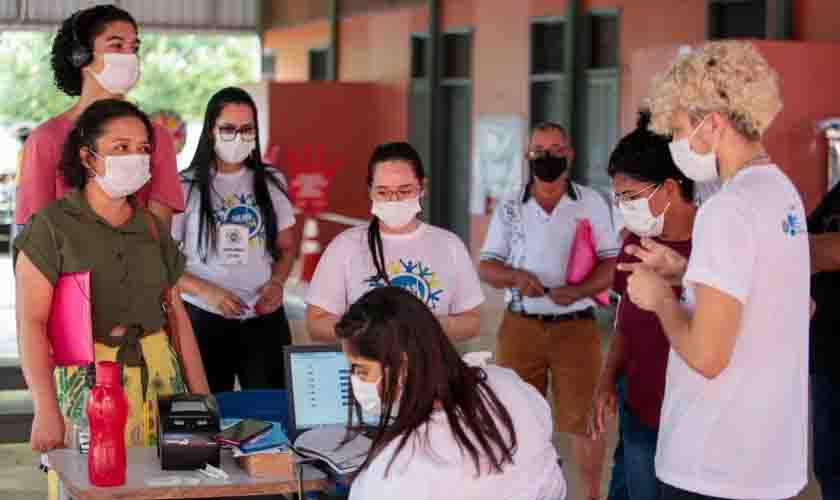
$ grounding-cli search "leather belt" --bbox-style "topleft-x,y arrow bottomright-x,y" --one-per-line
511,307 -> 595,322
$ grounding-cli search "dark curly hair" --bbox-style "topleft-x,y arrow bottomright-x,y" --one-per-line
51,5 -> 138,97
607,111 -> 694,202
59,99 -> 154,190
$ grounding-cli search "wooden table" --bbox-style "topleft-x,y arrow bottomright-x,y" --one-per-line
47,447 -> 327,499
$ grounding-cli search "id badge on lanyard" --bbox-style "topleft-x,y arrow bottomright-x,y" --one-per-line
219,224 -> 249,265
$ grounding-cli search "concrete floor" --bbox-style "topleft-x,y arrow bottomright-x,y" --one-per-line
0,443 -> 45,500
0,283 -> 824,499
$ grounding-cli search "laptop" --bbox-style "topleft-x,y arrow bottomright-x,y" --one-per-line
284,344 -> 378,441
284,345 -> 378,473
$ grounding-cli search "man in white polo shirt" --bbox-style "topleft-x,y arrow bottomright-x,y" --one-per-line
479,122 -> 619,500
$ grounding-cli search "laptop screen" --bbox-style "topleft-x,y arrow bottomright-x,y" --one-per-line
285,345 -> 377,437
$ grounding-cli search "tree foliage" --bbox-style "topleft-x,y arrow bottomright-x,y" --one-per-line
0,31 -> 259,126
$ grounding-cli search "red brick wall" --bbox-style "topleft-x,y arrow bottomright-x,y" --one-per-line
795,0 -> 840,41
339,8 -> 420,141
263,20 -> 330,81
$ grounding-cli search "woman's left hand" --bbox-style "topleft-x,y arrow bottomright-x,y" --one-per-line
255,279 -> 284,315
626,266 -> 672,313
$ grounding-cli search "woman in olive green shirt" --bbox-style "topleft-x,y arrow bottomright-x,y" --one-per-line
15,99 -> 207,453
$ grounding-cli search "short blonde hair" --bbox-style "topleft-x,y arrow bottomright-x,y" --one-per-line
647,41 -> 782,140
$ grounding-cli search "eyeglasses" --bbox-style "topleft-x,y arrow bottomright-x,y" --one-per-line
613,184 -> 659,206
371,185 -> 421,201
216,125 -> 256,142
349,364 -> 381,382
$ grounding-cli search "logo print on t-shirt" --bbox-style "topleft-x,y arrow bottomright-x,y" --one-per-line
226,229 -> 242,244
782,208 -> 804,237
365,259 -> 443,309
215,193 -> 264,244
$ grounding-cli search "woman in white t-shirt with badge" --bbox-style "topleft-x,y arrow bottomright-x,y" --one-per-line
306,141 -> 484,342
337,286 -> 566,500
172,87 -> 297,393
621,42 -> 809,500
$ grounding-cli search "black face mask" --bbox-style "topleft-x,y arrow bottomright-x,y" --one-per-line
529,155 -> 568,183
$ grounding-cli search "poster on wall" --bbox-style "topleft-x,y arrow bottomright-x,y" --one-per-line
470,115 -> 525,215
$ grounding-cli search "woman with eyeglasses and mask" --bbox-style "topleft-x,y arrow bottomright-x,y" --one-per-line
336,286 -> 566,500
622,42 -> 809,500
587,111 -> 696,500
172,87 -> 297,393
16,5 -> 183,232
15,100 -> 205,482
306,142 -> 484,343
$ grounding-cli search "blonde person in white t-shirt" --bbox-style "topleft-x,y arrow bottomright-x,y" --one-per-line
172,87 -> 297,393
336,286 -> 566,500
306,141 -> 484,342
621,42 -> 809,500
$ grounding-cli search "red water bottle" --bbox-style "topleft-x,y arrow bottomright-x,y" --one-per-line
87,361 -> 128,487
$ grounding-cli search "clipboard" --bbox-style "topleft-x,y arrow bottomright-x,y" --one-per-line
566,219 -> 611,306
47,271 -> 94,366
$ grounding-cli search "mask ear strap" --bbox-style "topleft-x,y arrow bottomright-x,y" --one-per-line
81,146 -> 99,175
658,200 -> 673,219
688,114 -> 708,141
648,183 -> 664,198
656,180 -> 674,217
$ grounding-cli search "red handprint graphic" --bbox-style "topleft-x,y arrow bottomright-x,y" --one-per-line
281,144 -> 344,216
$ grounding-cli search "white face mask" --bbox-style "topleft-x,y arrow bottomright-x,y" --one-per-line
617,184 -> 669,238
351,374 -> 382,415
371,197 -> 421,229
668,116 -> 718,182
91,153 -> 151,199
89,53 -> 140,95
214,134 -> 256,164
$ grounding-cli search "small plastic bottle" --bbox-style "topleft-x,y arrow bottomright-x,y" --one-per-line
87,361 -> 128,487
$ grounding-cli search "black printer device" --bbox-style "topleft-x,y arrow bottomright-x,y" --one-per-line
157,394 -> 221,470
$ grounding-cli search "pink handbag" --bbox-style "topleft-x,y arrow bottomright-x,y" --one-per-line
47,271 -> 94,366
566,219 -> 611,307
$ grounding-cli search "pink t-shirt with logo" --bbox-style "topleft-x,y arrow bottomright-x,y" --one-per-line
15,114 -> 185,224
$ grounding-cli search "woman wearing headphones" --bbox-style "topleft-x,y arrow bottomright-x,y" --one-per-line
16,5 -> 182,230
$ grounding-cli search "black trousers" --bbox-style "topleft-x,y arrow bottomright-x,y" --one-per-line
185,302 -> 292,393
659,480 -> 790,500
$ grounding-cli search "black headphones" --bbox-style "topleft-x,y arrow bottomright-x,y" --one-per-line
68,11 -> 93,69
